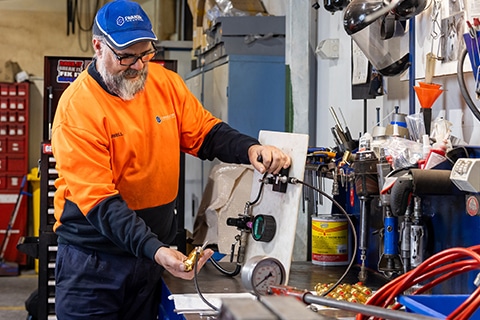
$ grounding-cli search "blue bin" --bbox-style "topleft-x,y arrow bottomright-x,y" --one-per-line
398,294 -> 480,319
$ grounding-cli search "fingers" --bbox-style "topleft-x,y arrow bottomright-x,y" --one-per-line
156,247 -> 215,280
168,249 -> 214,280
251,145 -> 291,174
181,249 -> 214,279
197,249 -> 214,268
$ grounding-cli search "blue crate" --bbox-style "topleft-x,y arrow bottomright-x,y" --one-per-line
398,294 -> 480,319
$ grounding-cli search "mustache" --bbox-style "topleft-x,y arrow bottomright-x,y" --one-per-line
123,68 -> 141,77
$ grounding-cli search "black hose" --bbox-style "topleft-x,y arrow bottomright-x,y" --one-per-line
209,257 -> 241,276
194,251 -> 219,312
457,48 -> 480,122
209,172 -> 268,277
288,177 -> 358,297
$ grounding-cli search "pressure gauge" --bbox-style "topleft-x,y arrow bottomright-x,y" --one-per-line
241,255 -> 286,296
251,214 -> 276,242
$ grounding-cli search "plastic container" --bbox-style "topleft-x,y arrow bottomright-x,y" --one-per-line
398,294 -> 480,319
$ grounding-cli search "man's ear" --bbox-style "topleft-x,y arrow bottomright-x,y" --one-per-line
92,39 -> 103,56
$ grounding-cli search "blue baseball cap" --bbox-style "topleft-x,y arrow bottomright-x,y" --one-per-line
93,0 -> 157,50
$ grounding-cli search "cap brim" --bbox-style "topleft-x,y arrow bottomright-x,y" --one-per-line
93,18 -> 157,51
106,29 -> 157,50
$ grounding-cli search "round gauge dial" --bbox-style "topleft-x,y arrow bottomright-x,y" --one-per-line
241,255 -> 286,296
251,214 -> 276,242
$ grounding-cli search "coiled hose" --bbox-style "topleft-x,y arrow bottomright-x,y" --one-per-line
457,47 -> 480,122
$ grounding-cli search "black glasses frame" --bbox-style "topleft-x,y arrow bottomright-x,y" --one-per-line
104,42 -> 157,67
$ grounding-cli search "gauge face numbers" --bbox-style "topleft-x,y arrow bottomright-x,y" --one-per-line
241,256 -> 286,296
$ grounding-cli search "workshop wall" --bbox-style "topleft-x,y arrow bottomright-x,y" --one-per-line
0,12 -> 90,78
314,2 -> 480,220
315,4 -> 480,150
0,1 -> 175,78
0,8 -> 90,172
0,0 -> 176,171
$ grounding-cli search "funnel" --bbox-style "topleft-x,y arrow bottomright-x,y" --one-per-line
414,83 -> 443,109
414,82 -> 443,135
418,82 -> 442,90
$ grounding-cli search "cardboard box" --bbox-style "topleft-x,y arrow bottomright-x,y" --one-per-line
192,26 -> 204,50
191,0 -> 268,51
227,0 -> 267,14
202,0 -> 267,31
0,61 -> 22,84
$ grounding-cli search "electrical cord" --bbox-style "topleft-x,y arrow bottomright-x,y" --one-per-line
288,177 -> 358,297
355,244 -> 480,320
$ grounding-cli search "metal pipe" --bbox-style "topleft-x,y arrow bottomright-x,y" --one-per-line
409,16 -> 416,115
358,196 -> 368,282
303,294 -> 438,320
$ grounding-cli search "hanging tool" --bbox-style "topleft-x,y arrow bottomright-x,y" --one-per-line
425,0 -> 443,84
0,176 -> 30,276
410,197 -> 424,268
67,0 -> 75,35
352,150 -> 379,282
329,106 -> 357,152
399,203 -> 412,273
338,108 -> 354,144
377,151 -> 403,277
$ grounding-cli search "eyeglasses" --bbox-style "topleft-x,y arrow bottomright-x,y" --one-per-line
104,42 -> 157,67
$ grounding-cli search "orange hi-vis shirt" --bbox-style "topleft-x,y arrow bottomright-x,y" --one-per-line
51,61 -> 225,259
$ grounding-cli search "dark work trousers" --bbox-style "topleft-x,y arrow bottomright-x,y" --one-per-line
55,243 -> 164,319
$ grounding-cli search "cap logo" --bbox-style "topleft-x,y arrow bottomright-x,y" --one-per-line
116,16 -> 125,26
116,14 -> 144,26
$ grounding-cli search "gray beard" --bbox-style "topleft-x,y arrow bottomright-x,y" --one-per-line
97,58 -> 148,101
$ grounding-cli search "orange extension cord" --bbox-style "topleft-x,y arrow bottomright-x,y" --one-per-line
356,245 -> 480,320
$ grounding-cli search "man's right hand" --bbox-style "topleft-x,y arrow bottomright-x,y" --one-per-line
154,246 -> 214,280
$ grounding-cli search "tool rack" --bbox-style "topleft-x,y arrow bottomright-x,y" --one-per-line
0,81 -> 29,268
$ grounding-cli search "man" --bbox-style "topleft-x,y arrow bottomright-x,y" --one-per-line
51,0 -> 291,319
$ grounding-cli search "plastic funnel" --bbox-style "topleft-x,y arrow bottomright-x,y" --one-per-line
418,82 -> 442,90
414,85 -> 443,109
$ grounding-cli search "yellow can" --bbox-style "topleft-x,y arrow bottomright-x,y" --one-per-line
312,214 -> 349,266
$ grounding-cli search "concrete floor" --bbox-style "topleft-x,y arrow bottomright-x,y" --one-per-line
0,267 -> 37,320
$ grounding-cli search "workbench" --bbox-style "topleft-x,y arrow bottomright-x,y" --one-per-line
160,261 -> 390,319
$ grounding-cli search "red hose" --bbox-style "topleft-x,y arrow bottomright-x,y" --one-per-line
355,246 -> 480,320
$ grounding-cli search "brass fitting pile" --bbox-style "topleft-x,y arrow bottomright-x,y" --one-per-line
314,282 -> 373,304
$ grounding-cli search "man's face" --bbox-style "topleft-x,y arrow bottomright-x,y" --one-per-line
96,40 -> 154,100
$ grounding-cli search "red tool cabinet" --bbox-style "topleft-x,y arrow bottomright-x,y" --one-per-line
0,81 -> 29,265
